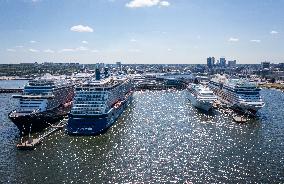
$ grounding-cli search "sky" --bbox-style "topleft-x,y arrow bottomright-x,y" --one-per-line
0,0 -> 284,64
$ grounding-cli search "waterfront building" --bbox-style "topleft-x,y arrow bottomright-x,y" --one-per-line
262,62 -> 270,69
228,60 -> 237,68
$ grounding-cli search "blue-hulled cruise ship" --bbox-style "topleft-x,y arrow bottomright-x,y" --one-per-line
66,72 -> 133,135
209,74 -> 265,115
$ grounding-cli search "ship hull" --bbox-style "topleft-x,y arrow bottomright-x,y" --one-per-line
231,103 -> 263,115
9,105 -> 71,135
66,94 -> 133,136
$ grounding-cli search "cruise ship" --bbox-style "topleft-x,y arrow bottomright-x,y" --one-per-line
66,73 -> 134,135
209,75 -> 265,114
187,83 -> 217,111
9,75 -> 74,135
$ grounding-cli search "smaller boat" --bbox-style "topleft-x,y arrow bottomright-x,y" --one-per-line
187,84 -> 217,111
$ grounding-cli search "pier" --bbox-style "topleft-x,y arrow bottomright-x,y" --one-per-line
17,119 -> 67,150
258,83 -> 284,92
135,79 -> 188,91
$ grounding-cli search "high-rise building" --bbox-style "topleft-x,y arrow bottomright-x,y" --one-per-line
278,63 -> 284,70
116,61 -> 122,71
96,62 -> 104,70
207,57 -> 215,68
228,60 -> 237,68
220,57 -> 226,67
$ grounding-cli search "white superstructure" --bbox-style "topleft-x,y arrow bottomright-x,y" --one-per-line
187,84 -> 217,111
13,74 -> 74,114
209,75 -> 265,114
70,76 -> 132,116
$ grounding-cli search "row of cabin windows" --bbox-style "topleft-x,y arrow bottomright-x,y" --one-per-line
216,88 -> 260,100
72,111 -> 102,115
71,108 -> 102,113
74,101 -> 105,105
76,91 -> 107,94
20,102 -> 42,104
72,107 -> 104,110
73,104 -> 104,108
75,94 -> 105,98
74,101 -> 105,104
20,105 -> 40,108
75,98 -> 106,102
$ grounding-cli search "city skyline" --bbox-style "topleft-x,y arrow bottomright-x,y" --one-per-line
1,0 -> 284,64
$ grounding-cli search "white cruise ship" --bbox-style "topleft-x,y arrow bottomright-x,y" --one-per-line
187,83 -> 217,111
9,74 -> 75,135
209,75 -> 265,114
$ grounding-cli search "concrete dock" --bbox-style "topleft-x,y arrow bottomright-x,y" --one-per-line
17,119 -> 67,150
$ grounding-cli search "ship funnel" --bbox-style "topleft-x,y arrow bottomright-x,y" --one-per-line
95,68 -> 100,80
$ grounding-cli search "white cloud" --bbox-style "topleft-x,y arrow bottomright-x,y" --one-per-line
43,49 -> 55,53
250,39 -> 261,43
228,37 -> 239,42
270,30 -> 278,35
167,48 -> 172,52
30,40 -> 37,43
129,49 -> 141,52
29,48 -> 39,52
70,25 -> 94,33
76,46 -> 89,51
59,48 -> 75,53
7,49 -> 16,52
59,46 -> 91,53
160,1 -> 170,7
82,40 -> 88,44
91,49 -> 99,53
130,38 -> 137,42
15,45 -> 24,48
126,0 -> 169,8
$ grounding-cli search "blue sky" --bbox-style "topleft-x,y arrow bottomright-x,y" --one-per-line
0,0 -> 284,64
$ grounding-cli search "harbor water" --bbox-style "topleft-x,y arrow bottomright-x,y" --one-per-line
0,80 -> 28,89
0,81 -> 283,183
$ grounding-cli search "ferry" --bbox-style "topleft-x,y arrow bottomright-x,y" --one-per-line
187,83 -> 217,111
9,74 -> 74,135
209,74 -> 265,115
66,73 -> 133,136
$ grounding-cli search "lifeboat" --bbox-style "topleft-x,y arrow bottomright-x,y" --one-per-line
114,101 -> 122,109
